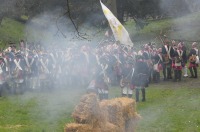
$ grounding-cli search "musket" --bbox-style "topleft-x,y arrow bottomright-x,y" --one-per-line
159,35 -> 165,45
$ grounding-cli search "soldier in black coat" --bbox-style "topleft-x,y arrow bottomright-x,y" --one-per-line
173,43 -> 187,82
152,48 -> 163,83
132,55 -> 149,102
180,42 -> 188,77
162,40 -> 175,80
0,56 -> 7,96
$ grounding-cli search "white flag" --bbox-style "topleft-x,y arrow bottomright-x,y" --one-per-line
100,1 -> 134,46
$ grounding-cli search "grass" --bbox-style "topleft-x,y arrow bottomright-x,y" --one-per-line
1,78 -> 200,131
110,78 -> 200,132
137,87 -> 200,132
0,18 -> 25,45
0,88 -> 85,132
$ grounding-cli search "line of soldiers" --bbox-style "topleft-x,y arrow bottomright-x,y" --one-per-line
122,39 -> 199,101
137,39 -> 199,83
0,39 -> 199,101
0,40 -> 136,97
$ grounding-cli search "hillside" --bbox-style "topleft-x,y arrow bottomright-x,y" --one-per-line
125,11 -> 200,46
1,12 -> 200,47
0,18 -> 25,47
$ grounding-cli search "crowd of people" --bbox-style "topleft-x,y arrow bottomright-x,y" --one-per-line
88,38 -> 199,102
0,38 -> 199,102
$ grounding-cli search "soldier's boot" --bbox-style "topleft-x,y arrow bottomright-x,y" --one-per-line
194,67 -> 198,78
152,71 -> 156,82
104,93 -> 108,100
178,70 -> 182,81
135,88 -> 140,102
163,69 -> 167,81
99,94 -> 104,100
154,71 -> 160,83
141,88 -> 146,102
189,68 -> 194,78
122,94 -> 127,97
173,70 -> 178,82
128,94 -> 133,98
157,72 -> 160,82
167,68 -> 172,79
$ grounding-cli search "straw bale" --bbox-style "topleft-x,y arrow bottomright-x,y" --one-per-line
72,93 -> 105,124
100,122 -> 118,132
114,97 -> 140,119
100,99 -> 125,132
65,95 -> 140,132
125,118 -> 138,132
64,123 -> 101,132
100,97 -> 141,132
64,123 -> 92,132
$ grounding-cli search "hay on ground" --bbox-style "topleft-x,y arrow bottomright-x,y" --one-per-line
65,94 -> 140,132
101,122 -> 118,132
72,93 -> 105,125
100,100 -> 124,131
64,122 -> 118,132
114,97 -> 140,119
64,123 -> 100,132
100,97 -> 141,132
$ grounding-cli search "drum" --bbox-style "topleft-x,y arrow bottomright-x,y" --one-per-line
189,55 -> 196,63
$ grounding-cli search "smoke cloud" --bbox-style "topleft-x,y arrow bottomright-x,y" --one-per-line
25,8 -> 105,49
159,0 -> 200,42
21,6 -> 107,128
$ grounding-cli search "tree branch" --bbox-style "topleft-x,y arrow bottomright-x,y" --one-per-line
66,0 -> 87,39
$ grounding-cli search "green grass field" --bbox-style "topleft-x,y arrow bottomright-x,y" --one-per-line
0,78 -> 200,132
0,18 -> 25,46
110,77 -> 200,132
0,88 -> 85,132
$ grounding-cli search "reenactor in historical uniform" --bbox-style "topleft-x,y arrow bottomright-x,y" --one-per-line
38,52 -> 52,90
6,46 -> 15,77
26,50 -> 39,90
132,55 -> 149,102
188,42 -> 199,78
89,57 -> 109,100
152,48 -> 163,83
173,43 -> 186,82
171,42 -> 177,76
120,61 -> 134,98
142,44 -> 152,83
180,42 -> 188,77
11,52 -> 26,94
112,48 -> 122,85
0,56 -> 7,96
162,40 -> 174,80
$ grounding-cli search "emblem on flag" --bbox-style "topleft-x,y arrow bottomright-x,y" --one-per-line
100,1 -> 134,46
